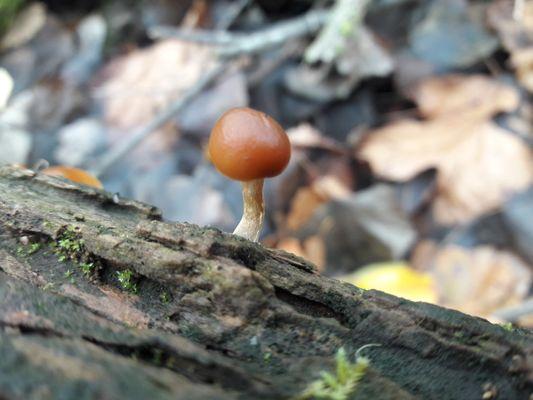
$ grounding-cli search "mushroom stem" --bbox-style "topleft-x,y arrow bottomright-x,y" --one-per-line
233,179 -> 264,242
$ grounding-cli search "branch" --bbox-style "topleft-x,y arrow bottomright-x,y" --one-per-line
149,9 -> 329,58
305,0 -> 371,64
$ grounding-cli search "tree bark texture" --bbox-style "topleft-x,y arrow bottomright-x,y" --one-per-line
0,166 -> 531,400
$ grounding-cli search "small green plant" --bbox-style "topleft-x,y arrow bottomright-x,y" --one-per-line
79,262 -> 94,276
499,322 -> 514,331
263,351 -> 272,364
52,226 -> 85,262
160,291 -> 171,304
117,269 -> 138,294
63,269 -> 75,284
51,226 -> 98,278
28,243 -> 41,254
295,346 -> 378,400
17,242 -> 41,257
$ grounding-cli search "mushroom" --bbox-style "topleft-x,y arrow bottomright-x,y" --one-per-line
42,166 -> 103,189
208,107 -> 291,241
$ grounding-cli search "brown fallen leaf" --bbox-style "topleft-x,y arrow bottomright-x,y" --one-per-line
95,39 -> 215,133
488,0 -> 533,92
287,123 -> 345,153
286,175 -> 350,231
286,186 -> 326,231
412,74 -> 519,119
276,235 -> 326,272
513,48 -> 533,91
412,241 -> 532,319
359,74 -> 533,225
93,39 -> 216,167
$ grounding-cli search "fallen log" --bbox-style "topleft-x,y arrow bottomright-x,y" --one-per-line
0,165 -> 531,399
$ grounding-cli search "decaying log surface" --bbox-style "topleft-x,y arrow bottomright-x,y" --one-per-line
0,165 -> 531,400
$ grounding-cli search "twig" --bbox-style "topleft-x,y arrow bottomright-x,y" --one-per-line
219,9 -> 328,58
492,297 -> 533,322
305,0 -> 371,64
148,27 -> 235,45
90,62 -> 227,178
149,9 -> 330,58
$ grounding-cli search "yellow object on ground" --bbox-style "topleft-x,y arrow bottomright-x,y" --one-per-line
340,262 -> 437,303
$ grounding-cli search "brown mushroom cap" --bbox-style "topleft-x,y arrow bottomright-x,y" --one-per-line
208,107 -> 291,181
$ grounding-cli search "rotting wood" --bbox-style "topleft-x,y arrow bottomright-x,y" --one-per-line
0,165 -> 531,400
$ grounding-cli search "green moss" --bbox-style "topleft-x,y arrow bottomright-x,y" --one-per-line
16,242 -> 41,257
79,262 -> 94,276
160,291 -> 171,304
117,269 -> 138,294
50,226 -> 99,278
499,322 -> 514,332
64,269 -> 75,284
52,226 -> 85,262
42,221 -> 53,229
294,347 -> 369,400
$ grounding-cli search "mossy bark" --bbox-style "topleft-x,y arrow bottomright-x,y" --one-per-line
0,165 -> 531,400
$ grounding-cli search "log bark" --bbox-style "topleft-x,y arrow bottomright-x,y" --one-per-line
0,165 -> 531,400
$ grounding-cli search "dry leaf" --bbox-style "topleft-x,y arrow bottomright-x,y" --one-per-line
359,75 -> 532,224
287,123 -> 345,153
313,175 -> 351,200
276,236 -> 326,272
301,236 -> 326,271
413,74 -> 519,119
513,48 -> 533,91
286,175 -> 350,231
488,0 -> 533,92
412,242 -> 532,318
286,187 -> 325,231
96,39 -> 215,132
